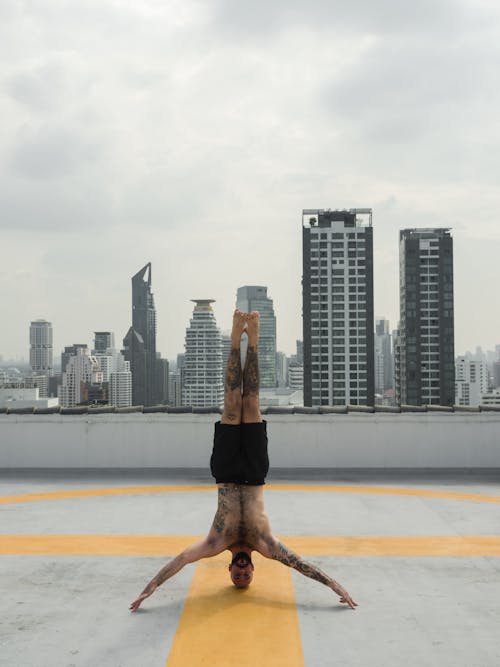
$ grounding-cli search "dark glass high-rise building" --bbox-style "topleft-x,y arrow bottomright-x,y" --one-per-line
236,286 -> 277,388
123,263 -> 159,406
396,228 -> 454,406
374,318 -> 393,394
93,332 -> 115,354
302,208 -> 375,407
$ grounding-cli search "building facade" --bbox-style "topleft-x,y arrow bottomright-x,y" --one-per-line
59,347 -> 103,407
455,356 -> 489,407
236,286 -> 277,388
29,319 -> 53,377
122,263 -> 160,407
182,300 -> 223,407
93,332 -> 115,354
374,318 -> 394,395
302,208 -> 375,407
396,228 -> 455,406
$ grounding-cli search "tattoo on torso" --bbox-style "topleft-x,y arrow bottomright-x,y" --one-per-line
212,484 -> 265,545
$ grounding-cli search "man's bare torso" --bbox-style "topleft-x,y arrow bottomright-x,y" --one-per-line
210,483 -> 273,553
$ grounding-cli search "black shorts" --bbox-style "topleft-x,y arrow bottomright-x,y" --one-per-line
210,420 -> 269,486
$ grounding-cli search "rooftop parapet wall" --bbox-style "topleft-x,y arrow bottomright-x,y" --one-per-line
1,412 -> 499,469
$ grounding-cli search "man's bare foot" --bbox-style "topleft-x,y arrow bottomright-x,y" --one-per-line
231,309 -> 247,348
246,311 -> 260,347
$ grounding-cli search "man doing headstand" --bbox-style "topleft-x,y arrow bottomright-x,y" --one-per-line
130,310 -> 357,611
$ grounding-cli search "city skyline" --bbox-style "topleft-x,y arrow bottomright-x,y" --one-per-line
2,2 -> 500,360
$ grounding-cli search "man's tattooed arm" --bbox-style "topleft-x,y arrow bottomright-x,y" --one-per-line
262,539 -> 358,609
269,540 -> 332,586
130,536 -> 226,611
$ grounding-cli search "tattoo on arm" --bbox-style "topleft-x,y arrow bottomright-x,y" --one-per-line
243,346 -> 259,396
271,541 -> 332,587
225,348 -> 242,393
145,560 -> 177,592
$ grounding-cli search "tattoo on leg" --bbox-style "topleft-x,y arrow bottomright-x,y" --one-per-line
243,346 -> 259,396
225,348 -> 242,393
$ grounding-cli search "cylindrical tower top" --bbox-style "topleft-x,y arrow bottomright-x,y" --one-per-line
191,299 -> 216,311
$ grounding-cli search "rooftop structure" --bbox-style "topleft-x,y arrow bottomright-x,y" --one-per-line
1,465 -> 499,666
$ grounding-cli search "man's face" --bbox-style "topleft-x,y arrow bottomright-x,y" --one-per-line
229,551 -> 254,588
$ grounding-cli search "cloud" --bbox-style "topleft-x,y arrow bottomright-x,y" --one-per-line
8,122 -> 102,179
209,0 -> 465,39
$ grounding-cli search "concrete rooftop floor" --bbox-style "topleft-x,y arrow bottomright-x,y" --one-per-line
1,469 -> 500,667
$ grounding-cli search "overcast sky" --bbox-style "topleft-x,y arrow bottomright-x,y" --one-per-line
2,0 -> 500,362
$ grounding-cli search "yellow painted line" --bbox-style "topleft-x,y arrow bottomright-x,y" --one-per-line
165,553 -> 304,667
1,484 -> 500,504
0,535 -> 199,556
2,535 -> 500,556
0,485 -> 212,504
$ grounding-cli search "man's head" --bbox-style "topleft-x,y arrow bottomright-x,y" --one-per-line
229,551 -> 254,588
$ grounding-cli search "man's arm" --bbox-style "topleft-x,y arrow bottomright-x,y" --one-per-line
260,538 -> 358,610
129,537 -> 224,612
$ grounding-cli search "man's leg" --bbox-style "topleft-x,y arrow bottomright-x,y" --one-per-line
242,311 -> 262,423
221,310 -> 246,424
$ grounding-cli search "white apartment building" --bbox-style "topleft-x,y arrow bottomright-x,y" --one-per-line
302,209 -> 374,407
59,348 -> 102,407
480,389 -> 500,406
455,356 -> 489,407
93,349 -> 132,407
288,364 -> 304,390
182,300 -> 223,408
29,319 -> 53,383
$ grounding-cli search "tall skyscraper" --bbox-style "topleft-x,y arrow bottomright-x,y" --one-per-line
276,351 -> 288,387
182,300 -> 223,407
374,318 -> 394,395
221,331 -> 231,371
122,263 -> 159,406
396,228 -> 455,406
29,320 -> 53,376
93,332 -> 115,354
236,286 -> 277,388
302,209 -> 374,407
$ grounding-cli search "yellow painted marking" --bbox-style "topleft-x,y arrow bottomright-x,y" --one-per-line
1,483 -> 500,504
0,485 -> 211,504
165,553 -> 304,667
2,535 -> 500,556
0,535 -> 199,556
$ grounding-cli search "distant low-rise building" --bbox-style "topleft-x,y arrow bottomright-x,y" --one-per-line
455,356 -> 489,407
0,386 -> 59,410
481,389 -> 500,406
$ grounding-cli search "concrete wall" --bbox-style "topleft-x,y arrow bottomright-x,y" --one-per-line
1,413 -> 500,468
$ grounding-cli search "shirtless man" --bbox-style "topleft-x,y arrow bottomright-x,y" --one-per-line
130,310 -> 357,611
